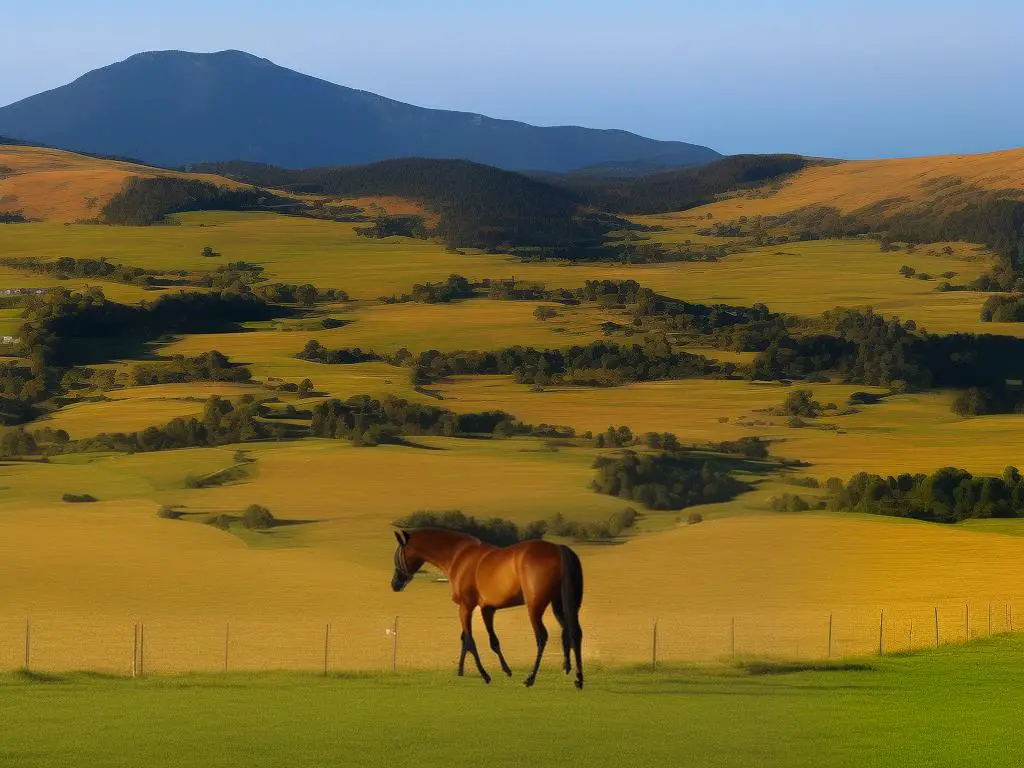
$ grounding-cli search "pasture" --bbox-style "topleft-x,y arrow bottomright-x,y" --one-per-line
4,638 -> 1024,768
3,150 -> 1024,713
0,213 -> 1007,339
664,146 -> 1024,226
435,377 -> 1024,479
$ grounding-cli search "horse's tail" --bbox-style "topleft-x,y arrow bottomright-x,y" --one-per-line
559,544 -> 584,688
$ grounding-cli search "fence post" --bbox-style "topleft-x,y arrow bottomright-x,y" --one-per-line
224,623 -> 230,672
323,623 -> 331,676
730,616 -> 735,660
934,607 -> 940,647
1011,604 -> 1014,633
909,619 -> 913,650
132,623 -> 139,678
139,623 -> 145,676
878,609 -> 884,656
965,603 -> 970,641
651,618 -> 658,671
989,603 -> 992,637
24,618 -> 30,670
391,616 -> 399,672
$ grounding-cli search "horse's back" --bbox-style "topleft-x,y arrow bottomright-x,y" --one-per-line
474,539 -> 563,609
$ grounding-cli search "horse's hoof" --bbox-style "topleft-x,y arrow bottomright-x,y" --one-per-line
563,665 -> 571,675
524,676 -> 536,688
457,670 -> 465,677
502,666 -> 513,678
574,678 -> 584,690
482,675 -> 492,685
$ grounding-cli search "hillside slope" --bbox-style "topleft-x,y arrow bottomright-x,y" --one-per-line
0,50 -> 721,172
693,147 -> 1024,221
0,144 -> 243,223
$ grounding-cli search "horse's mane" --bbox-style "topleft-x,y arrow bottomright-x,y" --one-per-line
408,527 -> 483,545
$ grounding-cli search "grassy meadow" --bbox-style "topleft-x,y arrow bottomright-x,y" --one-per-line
3,148 -> 1024,694
0,211 -> 1010,337
5,638 -> 1024,768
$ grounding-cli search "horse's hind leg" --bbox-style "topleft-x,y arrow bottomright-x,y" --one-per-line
481,606 -> 513,677
552,599 -> 571,674
523,601 -> 549,688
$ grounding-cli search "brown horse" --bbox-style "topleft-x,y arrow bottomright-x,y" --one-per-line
391,528 -> 584,689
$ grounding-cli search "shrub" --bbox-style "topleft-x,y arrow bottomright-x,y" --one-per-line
157,506 -> 184,519
241,504 -> 276,530
848,391 -> 883,406
770,493 -> 812,512
533,305 -> 559,321
62,493 -> 97,503
687,512 -> 703,525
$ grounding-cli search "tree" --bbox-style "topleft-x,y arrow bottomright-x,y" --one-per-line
298,378 -> 314,397
781,389 -> 821,418
201,246 -> 219,258
241,504 -> 275,529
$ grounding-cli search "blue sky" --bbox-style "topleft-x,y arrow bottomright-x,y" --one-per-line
2,0 -> 1022,159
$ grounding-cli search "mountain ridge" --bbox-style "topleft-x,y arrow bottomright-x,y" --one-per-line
0,49 -> 721,172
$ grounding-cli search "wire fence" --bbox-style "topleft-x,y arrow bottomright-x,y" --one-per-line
1,602 -> 1018,676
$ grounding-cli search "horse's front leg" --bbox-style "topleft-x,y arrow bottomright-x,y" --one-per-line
458,603 -> 491,684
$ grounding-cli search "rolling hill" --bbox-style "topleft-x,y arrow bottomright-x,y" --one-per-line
690,147 -> 1024,220
0,143 -> 244,223
0,50 -> 720,172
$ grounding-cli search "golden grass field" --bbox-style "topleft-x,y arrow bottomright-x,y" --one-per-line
688,146 -> 1024,221
0,145 -> 246,223
433,377 -> 1024,480
3,146 -> 1024,674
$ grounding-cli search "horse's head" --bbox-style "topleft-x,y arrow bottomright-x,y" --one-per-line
391,529 -> 423,592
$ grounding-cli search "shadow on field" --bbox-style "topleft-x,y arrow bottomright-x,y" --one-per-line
736,659 -> 875,675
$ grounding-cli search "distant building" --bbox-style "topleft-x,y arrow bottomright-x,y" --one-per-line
0,288 -> 47,296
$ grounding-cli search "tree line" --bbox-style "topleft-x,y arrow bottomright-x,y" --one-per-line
592,450 -> 750,510
829,466 -> 1024,523
100,177 -> 304,225
129,351 -> 253,386
393,508 -> 640,545
410,338 -> 728,387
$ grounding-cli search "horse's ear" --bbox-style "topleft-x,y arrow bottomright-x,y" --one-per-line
402,530 -> 412,544
394,530 -> 404,546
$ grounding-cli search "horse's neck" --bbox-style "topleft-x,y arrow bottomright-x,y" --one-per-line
414,532 -> 479,575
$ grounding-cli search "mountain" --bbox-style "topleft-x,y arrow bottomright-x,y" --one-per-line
0,50 -> 721,172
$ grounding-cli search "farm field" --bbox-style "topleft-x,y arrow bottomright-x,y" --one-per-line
4,638 -> 1024,768
163,298 -> 613,364
0,213 -> 1009,338
5,452 -> 1024,673
4,145 -> 1024,692
435,377 -> 1024,479
33,383 -> 262,438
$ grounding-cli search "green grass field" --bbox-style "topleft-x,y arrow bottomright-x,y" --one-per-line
0,213 -> 1008,337
3,638 -> 1024,768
